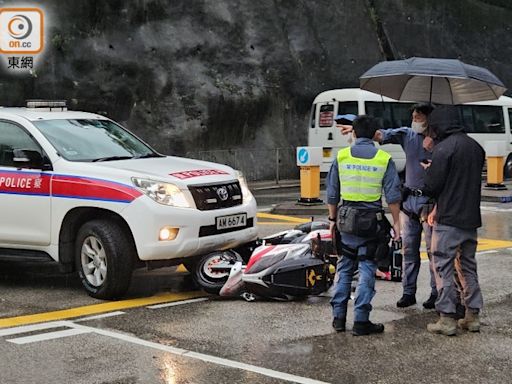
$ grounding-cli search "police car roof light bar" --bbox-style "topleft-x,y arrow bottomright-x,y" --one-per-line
26,99 -> 68,111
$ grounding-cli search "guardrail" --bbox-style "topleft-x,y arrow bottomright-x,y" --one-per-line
185,148 -> 300,182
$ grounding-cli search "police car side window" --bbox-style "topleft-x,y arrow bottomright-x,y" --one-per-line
0,121 -> 40,167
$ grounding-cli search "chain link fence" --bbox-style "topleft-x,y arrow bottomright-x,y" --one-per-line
185,147 -> 299,182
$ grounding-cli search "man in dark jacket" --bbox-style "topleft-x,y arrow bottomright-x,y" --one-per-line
422,105 -> 485,336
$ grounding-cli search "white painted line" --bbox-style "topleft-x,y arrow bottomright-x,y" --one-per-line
421,250 -> 499,263
477,250 -> 498,255
75,311 -> 126,322
147,297 -> 208,309
480,206 -> 512,212
7,328 -> 90,345
0,321 -> 68,337
64,321 -> 331,384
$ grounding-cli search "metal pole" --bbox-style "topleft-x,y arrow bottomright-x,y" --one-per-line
275,148 -> 280,185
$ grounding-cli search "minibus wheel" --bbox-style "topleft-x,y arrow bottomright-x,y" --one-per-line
504,154 -> 512,180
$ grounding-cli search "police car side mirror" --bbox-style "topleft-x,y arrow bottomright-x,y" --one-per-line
13,149 -> 46,170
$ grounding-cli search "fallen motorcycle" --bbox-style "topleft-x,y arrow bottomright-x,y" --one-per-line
189,221 -> 336,298
190,221 -> 402,300
220,224 -> 337,301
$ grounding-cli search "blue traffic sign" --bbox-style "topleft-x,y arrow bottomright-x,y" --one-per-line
298,148 -> 309,164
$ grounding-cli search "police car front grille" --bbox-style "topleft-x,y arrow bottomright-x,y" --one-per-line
189,181 -> 243,211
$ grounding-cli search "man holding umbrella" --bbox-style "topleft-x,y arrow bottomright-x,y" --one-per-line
358,57 -> 507,310
377,103 -> 438,308
340,103 -> 439,309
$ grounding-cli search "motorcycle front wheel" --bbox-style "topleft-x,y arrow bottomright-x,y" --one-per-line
192,250 -> 242,294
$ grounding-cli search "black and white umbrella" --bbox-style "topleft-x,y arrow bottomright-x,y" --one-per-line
360,57 -> 506,104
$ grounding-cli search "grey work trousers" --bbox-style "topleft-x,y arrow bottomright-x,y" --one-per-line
431,224 -> 483,315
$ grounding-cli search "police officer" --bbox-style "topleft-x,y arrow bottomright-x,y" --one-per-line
340,103 -> 437,308
378,103 -> 438,308
327,115 -> 401,336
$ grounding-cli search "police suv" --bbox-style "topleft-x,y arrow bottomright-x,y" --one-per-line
0,101 -> 258,299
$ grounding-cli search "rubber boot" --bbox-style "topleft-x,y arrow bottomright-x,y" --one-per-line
458,312 -> 480,332
427,315 -> 457,336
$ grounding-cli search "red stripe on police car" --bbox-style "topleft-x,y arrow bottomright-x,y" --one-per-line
52,175 -> 142,203
0,172 -> 51,196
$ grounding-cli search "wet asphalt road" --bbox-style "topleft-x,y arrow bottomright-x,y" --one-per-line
1,193 -> 512,383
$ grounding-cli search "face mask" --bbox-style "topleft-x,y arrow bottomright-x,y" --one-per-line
411,121 -> 427,134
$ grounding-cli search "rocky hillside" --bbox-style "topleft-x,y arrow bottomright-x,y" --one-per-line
0,0 -> 510,179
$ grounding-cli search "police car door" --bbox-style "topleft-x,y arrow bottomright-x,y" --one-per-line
0,121 -> 51,246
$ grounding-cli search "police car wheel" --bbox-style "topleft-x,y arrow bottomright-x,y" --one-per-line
193,251 -> 242,294
75,220 -> 134,300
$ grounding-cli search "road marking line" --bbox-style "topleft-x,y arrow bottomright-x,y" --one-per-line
477,238 -> 512,251
256,212 -> 310,223
421,249 -> 503,263
147,297 -> 208,309
75,311 -> 126,322
7,328 -> 90,345
478,250 -> 499,255
0,321 -> 68,337
0,291 -> 206,329
480,206 -> 512,212
63,321 -> 331,384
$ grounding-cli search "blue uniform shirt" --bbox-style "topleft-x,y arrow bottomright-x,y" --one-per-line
380,127 -> 432,214
326,138 -> 401,207
326,138 -> 401,249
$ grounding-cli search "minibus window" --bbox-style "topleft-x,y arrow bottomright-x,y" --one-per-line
462,105 -> 504,133
310,103 -> 317,128
461,106 -> 475,132
319,104 -> 334,127
508,109 -> 512,134
337,101 -> 358,116
365,102 -> 414,129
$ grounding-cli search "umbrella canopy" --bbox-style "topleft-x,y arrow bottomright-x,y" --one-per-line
360,57 -> 507,104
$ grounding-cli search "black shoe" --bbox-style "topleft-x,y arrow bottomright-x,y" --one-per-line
422,294 -> 437,309
332,317 -> 346,332
455,303 -> 466,320
397,294 -> 416,308
352,321 -> 385,336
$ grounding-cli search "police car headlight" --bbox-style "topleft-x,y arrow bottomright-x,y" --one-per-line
131,178 -> 191,208
236,171 -> 253,204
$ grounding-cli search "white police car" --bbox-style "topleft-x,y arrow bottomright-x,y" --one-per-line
0,101 -> 258,299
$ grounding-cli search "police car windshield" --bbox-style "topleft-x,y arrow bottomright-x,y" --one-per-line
33,119 -> 160,162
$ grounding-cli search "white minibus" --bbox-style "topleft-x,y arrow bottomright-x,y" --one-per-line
309,88 -> 512,178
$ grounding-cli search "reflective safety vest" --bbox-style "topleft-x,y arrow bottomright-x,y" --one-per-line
337,147 -> 391,202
